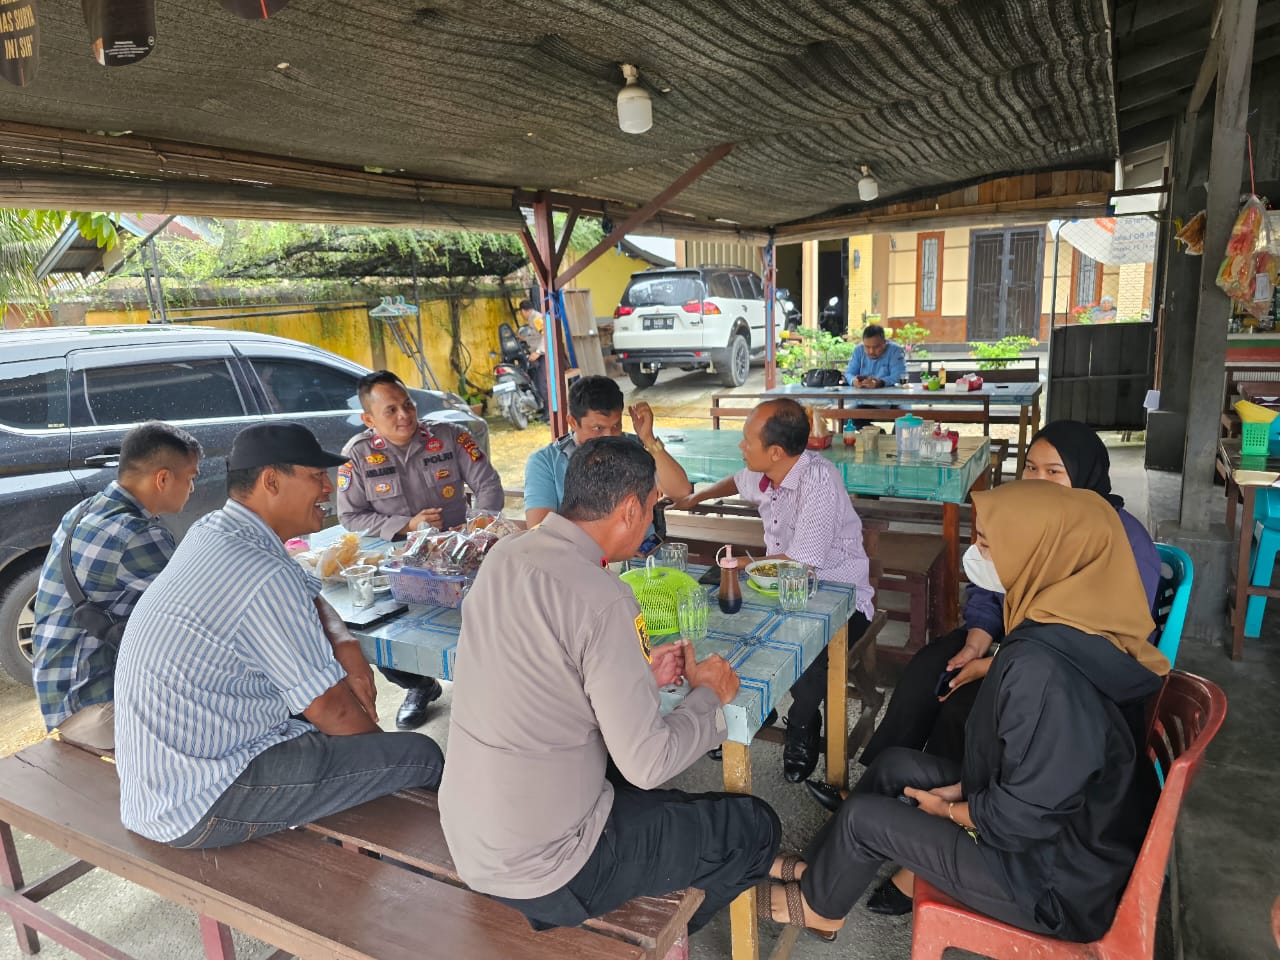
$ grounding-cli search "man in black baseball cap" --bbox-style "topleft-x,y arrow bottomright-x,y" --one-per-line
227,421 -> 350,471
113,421 -> 445,851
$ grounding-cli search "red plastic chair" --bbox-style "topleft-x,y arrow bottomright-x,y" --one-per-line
910,670 -> 1227,960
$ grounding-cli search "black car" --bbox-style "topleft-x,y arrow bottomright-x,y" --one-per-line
0,324 -> 488,685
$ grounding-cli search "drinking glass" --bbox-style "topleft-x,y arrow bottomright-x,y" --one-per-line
658,542 -> 689,572
678,589 -> 710,654
343,564 -> 378,609
776,561 -> 817,613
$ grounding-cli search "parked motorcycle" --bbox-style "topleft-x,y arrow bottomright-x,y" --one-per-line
775,287 -> 802,332
492,322 -> 544,429
819,295 -> 845,336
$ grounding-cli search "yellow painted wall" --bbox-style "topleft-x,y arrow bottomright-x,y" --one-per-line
887,232 -> 917,318
85,298 -> 510,396
846,235 -> 875,323
563,246 -> 658,318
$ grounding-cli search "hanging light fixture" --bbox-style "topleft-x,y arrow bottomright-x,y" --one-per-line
857,165 -> 879,202
617,63 -> 652,134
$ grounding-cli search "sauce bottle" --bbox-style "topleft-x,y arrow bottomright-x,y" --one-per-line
717,544 -> 743,614
938,363 -> 947,386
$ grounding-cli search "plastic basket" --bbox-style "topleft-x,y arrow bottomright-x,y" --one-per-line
620,559 -> 702,635
383,563 -> 473,608
1242,420 -> 1271,457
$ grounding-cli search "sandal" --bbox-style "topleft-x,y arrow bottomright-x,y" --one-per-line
755,881 -> 839,943
775,853 -> 802,882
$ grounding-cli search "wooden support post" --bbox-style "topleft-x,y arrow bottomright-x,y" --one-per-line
825,622 -> 849,790
1179,0 -> 1257,531
802,241 -> 819,331
0,822 -> 38,955
198,915 -> 237,960
721,742 -> 759,960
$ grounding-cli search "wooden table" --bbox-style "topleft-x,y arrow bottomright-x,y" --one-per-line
1216,438 -> 1280,659
662,429 -> 990,633
1237,381 -> 1280,407
323,554 -> 858,960
712,381 -> 1041,476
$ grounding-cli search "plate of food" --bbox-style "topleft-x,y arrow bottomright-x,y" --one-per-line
745,560 -> 780,592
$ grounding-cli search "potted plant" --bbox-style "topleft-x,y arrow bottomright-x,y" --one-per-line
968,335 -> 1038,370
464,393 -> 487,416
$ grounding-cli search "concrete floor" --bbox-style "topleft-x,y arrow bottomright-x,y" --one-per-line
1,444 -> 1273,960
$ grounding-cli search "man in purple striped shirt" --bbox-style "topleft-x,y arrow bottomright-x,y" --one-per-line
677,399 -> 875,782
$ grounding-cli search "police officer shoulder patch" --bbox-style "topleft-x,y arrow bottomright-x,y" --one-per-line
457,432 -> 484,462
336,464 -> 352,491
634,614 -> 652,662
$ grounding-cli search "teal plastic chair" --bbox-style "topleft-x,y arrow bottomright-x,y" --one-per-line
1152,543 -> 1193,667
1244,489 -> 1280,638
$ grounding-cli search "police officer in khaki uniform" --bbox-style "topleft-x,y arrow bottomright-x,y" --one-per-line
337,370 -> 504,729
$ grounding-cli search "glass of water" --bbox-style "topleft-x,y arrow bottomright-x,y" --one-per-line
658,542 -> 689,572
678,589 -> 710,654
343,564 -> 378,609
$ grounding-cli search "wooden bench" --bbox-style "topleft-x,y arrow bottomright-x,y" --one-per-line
0,739 -> 697,960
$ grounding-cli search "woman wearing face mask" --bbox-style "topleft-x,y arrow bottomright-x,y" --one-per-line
759,481 -> 1168,941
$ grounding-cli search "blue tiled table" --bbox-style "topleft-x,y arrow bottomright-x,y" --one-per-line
319,533 -> 854,960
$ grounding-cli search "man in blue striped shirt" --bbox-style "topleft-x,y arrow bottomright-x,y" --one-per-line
115,422 -> 444,848
32,421 -> 203,752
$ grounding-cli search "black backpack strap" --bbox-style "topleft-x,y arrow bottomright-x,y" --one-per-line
59,500 -> 95,607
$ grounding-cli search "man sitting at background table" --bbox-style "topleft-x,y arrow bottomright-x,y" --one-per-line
674,398 -> 875,782
339,369 -> 505,731
523,375 -> 691,527
441,436 -> 779,934
843,324 -> 907,430
114,422 -> 443,849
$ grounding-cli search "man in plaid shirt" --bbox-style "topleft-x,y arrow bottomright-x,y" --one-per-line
33,421 -> 202,751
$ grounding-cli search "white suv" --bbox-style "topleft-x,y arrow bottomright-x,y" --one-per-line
611,265 -> 767,387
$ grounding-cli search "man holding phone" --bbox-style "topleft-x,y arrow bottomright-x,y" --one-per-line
524,375 -> 691,538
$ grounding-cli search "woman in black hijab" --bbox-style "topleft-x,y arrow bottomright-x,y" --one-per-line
805,420 -> 1162,912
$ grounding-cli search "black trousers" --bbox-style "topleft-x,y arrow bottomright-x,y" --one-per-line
786,610 -> 872,729
799,748 -> 1046,933
496,778 -> 781,934
378,667 -> 436,691
859,627 -> 982,768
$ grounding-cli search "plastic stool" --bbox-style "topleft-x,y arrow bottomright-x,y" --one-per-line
1245,488 -> 1280,637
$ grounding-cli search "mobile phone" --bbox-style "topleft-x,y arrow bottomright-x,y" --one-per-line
898,794 -> 919,807
637,532 -> 664,557
934,666 -> 962,698
698,565 -> 722,586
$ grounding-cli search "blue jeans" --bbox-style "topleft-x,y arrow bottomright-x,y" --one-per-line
170,730 -> 444,849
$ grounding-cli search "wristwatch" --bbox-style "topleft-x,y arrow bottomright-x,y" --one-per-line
644,437 -> 665,455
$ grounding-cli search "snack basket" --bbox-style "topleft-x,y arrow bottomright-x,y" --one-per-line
382,562 -> 473,608
620,557 -> 702,636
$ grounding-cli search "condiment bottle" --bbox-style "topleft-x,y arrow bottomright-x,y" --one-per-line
938,363 -> 947,386
716,544 -> 742,614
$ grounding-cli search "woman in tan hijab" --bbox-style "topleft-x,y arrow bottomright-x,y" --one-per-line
759,481 -> 1167,943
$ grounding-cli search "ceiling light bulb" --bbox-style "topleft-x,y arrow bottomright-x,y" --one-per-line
857,165 -> 878,202
617,63 -> 652,135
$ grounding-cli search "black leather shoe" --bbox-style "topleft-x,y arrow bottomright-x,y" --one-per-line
803,779 -> 845,813
782,719 -> 821,782
395,678 -> 443,730
866,878 -> 913,916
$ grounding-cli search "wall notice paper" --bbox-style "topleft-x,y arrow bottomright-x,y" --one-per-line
0,0 -> 39,87
81,0 -> 154,66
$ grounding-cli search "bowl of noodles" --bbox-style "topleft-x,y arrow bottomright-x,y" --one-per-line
745,560 -> 780,591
